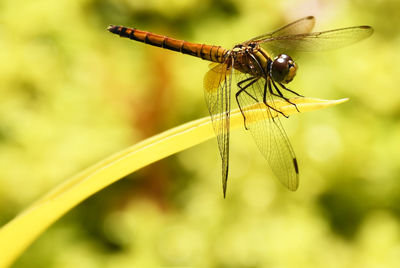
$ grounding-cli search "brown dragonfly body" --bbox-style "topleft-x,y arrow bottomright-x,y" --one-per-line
108,17 -> 373,197
108,26 -> 228,63
108,25 -> 274,78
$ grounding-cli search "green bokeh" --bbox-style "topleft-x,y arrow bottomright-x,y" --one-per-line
1,0 -> 400,267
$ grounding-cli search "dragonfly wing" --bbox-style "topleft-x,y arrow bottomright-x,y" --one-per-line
258,26 -> 373,56
204,62 -> 233,197
235,73 -> 299,190
248,16 -> 316,43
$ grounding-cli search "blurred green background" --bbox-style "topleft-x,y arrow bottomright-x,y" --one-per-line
1,0 -> 400,267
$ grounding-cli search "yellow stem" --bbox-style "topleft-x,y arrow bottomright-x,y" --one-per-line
0,97 -> 348,267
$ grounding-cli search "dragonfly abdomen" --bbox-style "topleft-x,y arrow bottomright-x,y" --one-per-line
107,25 -> 227,63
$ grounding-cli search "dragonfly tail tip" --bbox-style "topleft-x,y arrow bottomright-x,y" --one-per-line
107,25 -> 117,32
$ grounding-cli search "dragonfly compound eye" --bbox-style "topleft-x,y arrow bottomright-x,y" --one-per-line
270,54 -> 298,83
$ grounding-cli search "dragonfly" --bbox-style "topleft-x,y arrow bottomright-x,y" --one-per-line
108,16 -> 373,197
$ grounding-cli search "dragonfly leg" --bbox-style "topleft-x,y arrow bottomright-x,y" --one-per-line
236,77 -> 259,130
278,82 -> 304,97
264,80 -> 290,119
270,80 -> 300,113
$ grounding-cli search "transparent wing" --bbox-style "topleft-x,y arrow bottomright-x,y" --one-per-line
204,61 -> 233,197
248,16 -> 316,43
235,73 -> 299,190
258,26 -> 373,56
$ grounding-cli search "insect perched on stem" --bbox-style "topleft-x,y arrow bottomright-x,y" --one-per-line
108,16 -> 373,197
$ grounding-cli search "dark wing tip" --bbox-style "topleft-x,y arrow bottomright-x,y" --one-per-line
293,158 -> 299,174
286,158 -> 299,191
360,25 -> 373,31
222,177 -> 227,198
222,155 -> 229,198
306,15 -> 315,19
360,25 -> 374,34
359,25 -> 374,38
360,25 -> 372,29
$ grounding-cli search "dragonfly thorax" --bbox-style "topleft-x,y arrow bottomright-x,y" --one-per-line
231,43 -> 269,77
230,44 -> 297,84
270,54 -> 298,84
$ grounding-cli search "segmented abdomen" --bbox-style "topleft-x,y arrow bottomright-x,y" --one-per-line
107,25 -> 227,63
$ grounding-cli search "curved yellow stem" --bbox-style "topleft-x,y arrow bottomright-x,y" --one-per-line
0,97 -> 348,267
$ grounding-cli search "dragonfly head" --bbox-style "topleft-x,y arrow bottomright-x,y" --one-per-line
270,54 -> 297,84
